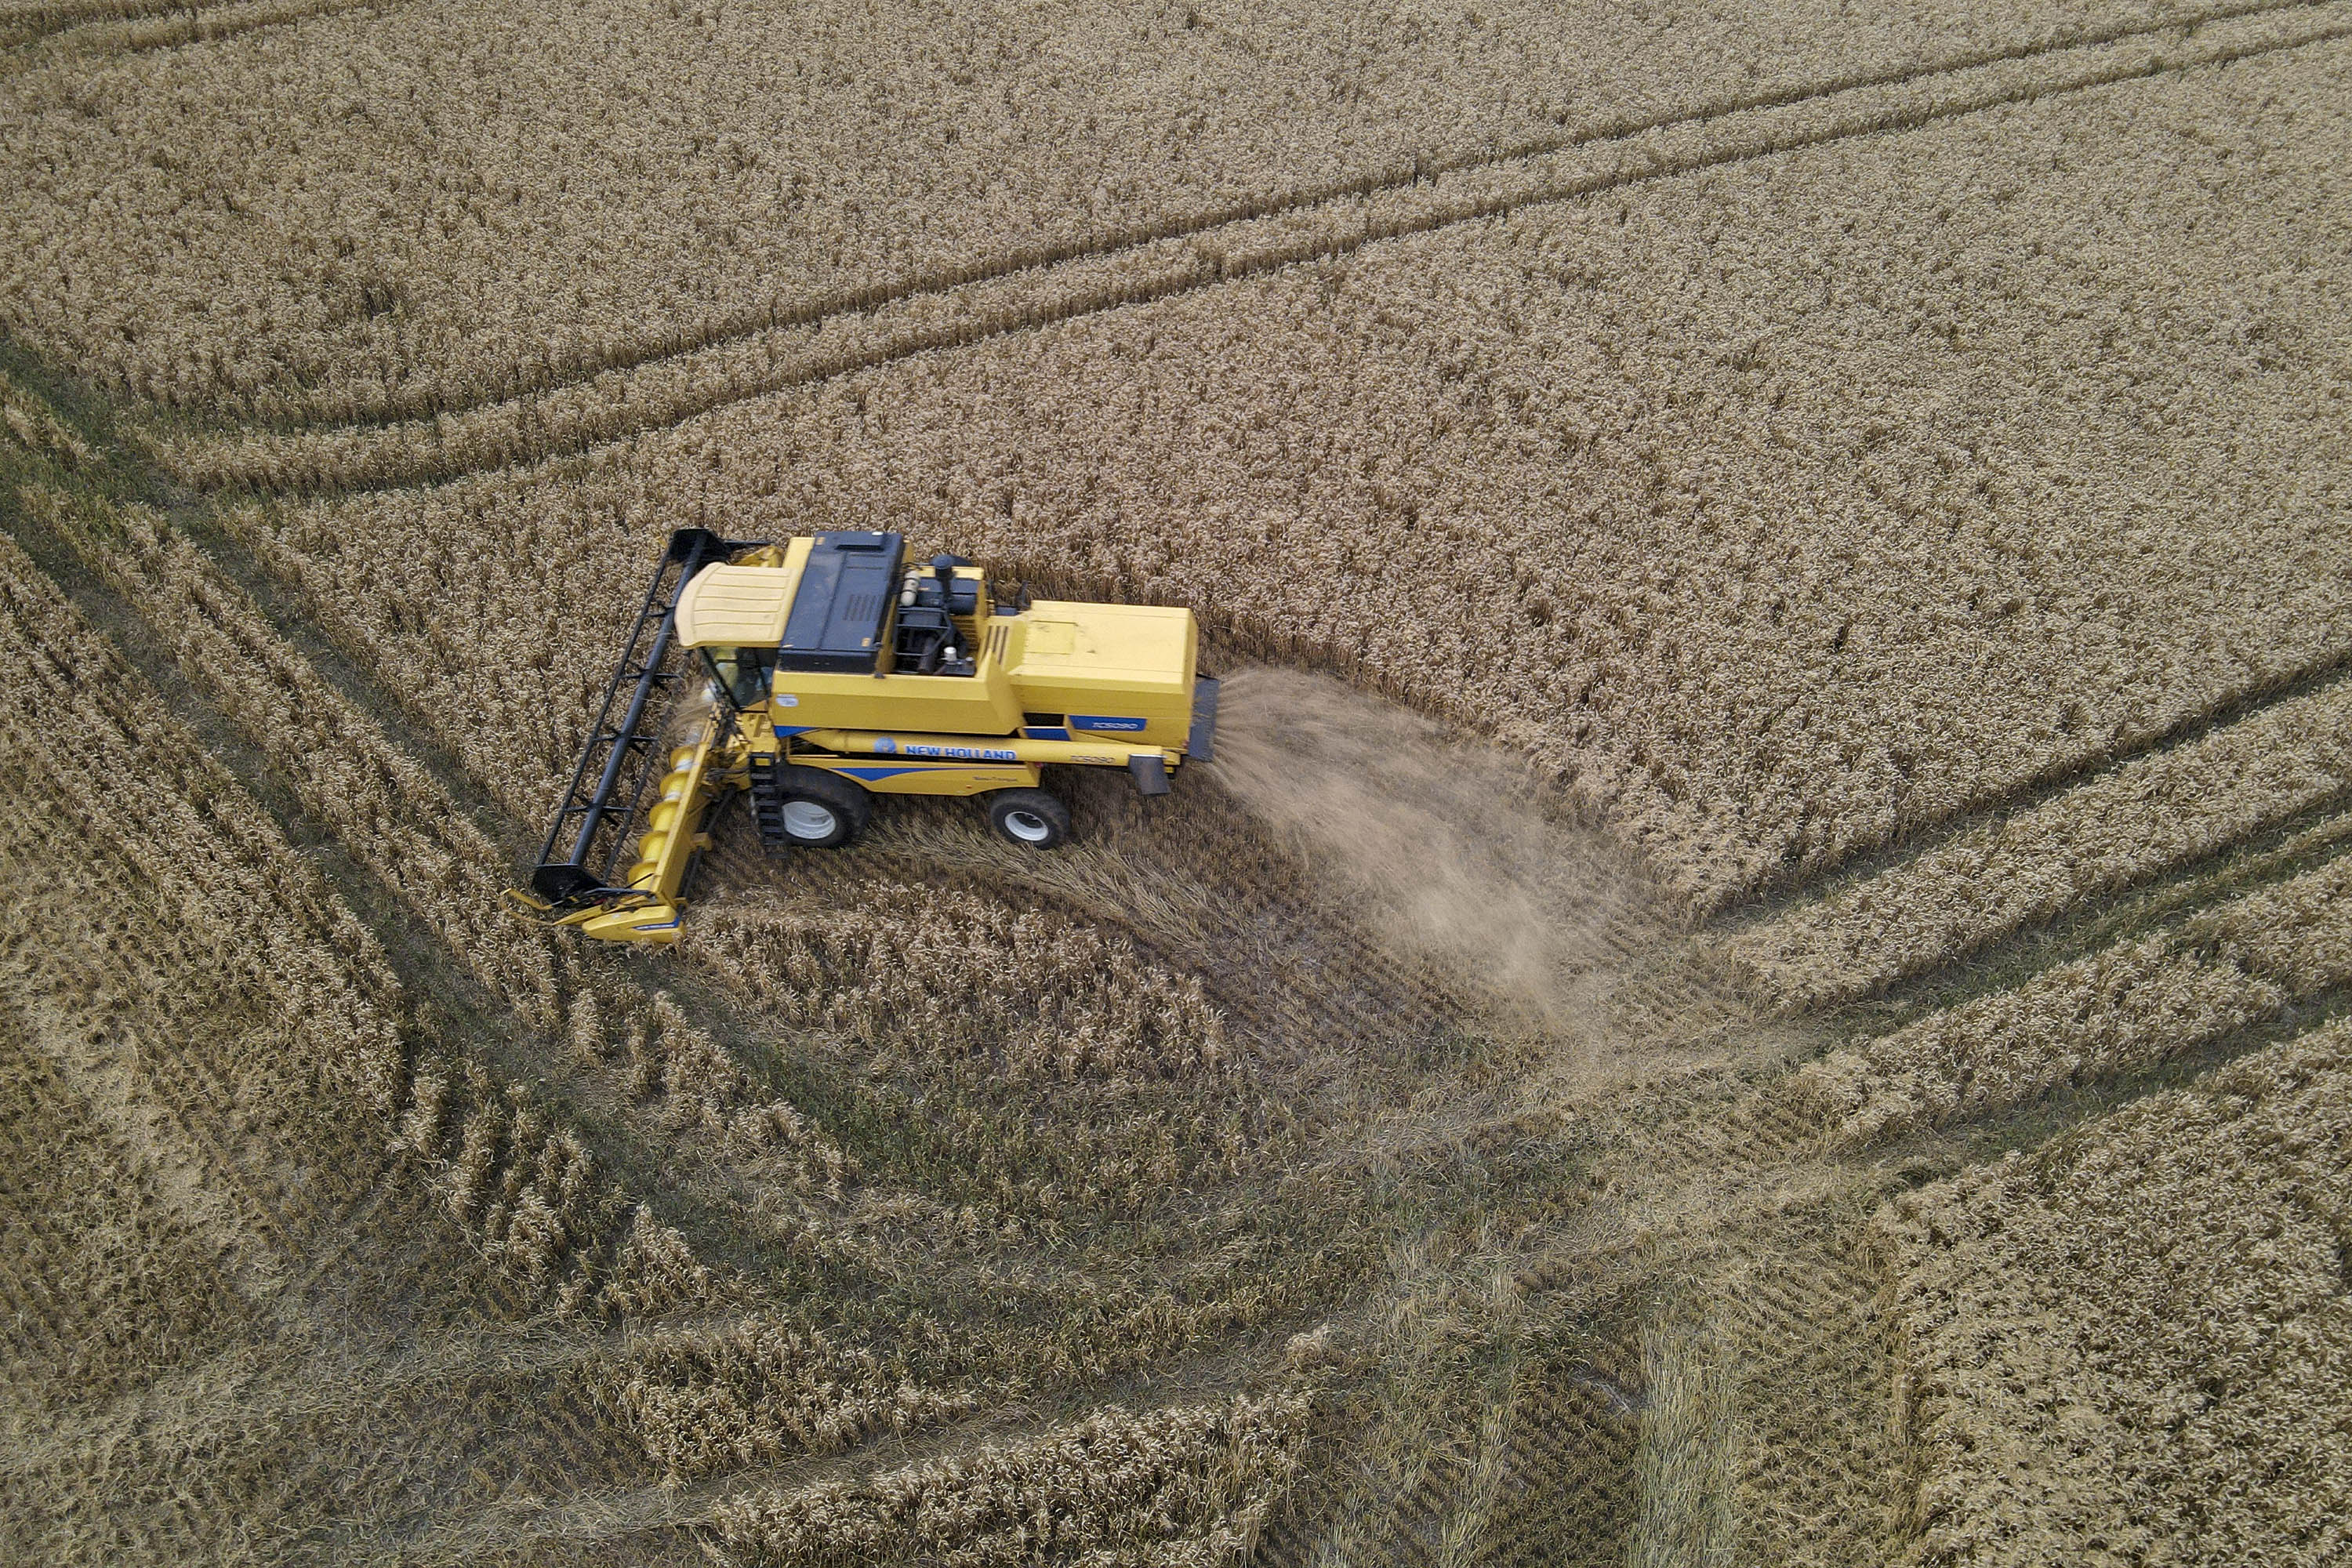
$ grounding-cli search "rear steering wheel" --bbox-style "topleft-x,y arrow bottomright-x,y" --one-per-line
984,788 -> 1070,848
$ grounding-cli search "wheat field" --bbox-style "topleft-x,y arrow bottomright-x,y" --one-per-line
3,0 -> 2350,1563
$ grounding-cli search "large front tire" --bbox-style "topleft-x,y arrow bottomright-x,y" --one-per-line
766,765 -> 872,848
985,788 -> 1070,849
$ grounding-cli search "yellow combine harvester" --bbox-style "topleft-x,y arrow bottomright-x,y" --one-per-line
514,528 -> 1218,943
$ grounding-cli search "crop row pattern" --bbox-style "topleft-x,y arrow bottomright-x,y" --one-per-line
251,42 -> 2352,913
1881,1018 -> 2352,1566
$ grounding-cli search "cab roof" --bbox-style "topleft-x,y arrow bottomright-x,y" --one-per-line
675,562 -> 797,648
674,532 -> 904,666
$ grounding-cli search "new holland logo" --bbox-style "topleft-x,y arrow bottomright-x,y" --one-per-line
873,737 -> 1017,762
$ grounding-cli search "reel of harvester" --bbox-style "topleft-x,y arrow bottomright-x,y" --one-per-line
506,528 -> 762,942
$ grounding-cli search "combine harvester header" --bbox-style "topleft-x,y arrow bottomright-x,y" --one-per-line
512,528 -> 1218,943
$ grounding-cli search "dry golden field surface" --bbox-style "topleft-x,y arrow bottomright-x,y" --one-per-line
3,0 -> 2351,1562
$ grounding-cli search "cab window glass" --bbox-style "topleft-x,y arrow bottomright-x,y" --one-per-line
702,647 -> 775,709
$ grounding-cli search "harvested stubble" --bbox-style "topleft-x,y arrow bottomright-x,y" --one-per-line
1721,1213 -> 1909,1567
695,889 -> 1227,1082
709,1390 -> 1311,1568
1628,1325 -> 1740,1568
0,1016 -> 248,1413
1882,1017 -> 2352,1567
659,930 -> 1265,1231
0,528 -> 405,1120
251,35 -> 2352,915
1478,1370 -> 1645,1567
1,511 -> 707,1315
1798,844 -> 2352,1147
1734,677 -> 2352,1010
27,482 -> 855,1195
0,0 -> 2223,425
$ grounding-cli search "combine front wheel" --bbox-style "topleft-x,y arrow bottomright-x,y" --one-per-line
755,764 -> 871,849
985,788 -> 1070,849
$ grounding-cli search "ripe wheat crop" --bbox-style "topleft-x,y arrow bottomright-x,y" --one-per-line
609,1316 -> 1002,1485
0,0 -> 235,48
246,33 -> 2352,915
8,0 -> 2352,1560
710,1390 -> 1311,1568
1735,678 -> 2352,1009
0,368 -> 93,466
1798,846 -> 2352,1146
0,0 -> 2224,426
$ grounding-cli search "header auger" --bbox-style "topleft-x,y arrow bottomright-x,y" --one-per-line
510,528 -> 1218,942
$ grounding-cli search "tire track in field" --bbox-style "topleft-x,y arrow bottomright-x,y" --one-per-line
1726,669 -> 2352,1018
4,0 -> 410,67
1735,655 -> 2352,929
1704,849 -> 2352,1552
164,0 -> 2352,495
1424,712 -> 2352,1558
0,489 -> 662,1275
1,0 -> 232,50
205,0 -> 2350,437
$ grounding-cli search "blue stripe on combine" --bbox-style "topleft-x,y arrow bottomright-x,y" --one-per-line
833,765 -> 942,781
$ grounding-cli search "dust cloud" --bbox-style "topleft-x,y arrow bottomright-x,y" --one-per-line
1207,666 -> 1661,1035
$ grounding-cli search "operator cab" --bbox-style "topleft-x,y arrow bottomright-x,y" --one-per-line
705,645 -> 777,708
